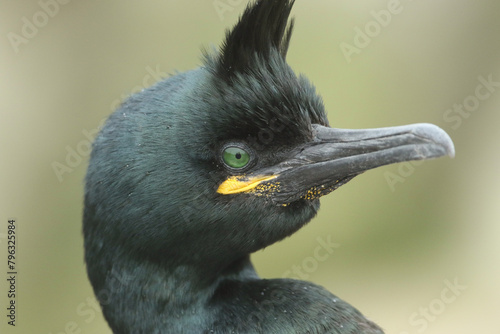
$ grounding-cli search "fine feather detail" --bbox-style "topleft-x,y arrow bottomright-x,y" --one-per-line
207,0 -> 295,81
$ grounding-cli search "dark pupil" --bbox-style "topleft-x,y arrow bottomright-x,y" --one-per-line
235,152 -> 242,160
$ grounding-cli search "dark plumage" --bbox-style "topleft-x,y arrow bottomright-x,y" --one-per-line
83,1 -> 454,333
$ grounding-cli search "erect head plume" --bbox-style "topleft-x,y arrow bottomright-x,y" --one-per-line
205,0 -> 295,81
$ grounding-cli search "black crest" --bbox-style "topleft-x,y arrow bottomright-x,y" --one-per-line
207,0 -> 295,80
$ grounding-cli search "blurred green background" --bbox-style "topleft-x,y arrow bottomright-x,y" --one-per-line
1,0 -> 499,333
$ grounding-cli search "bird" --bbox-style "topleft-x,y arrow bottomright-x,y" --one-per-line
83,0 -> 454,333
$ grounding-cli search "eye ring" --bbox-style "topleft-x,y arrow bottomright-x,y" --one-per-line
220,143 -> 254,171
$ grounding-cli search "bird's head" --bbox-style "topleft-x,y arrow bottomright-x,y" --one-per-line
84,0 -> 454,279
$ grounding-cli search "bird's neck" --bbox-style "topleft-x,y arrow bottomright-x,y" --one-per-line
92,247 -> 383,334
95,250 -> 257,333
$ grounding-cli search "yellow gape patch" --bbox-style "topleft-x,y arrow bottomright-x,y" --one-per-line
217,175 -> 277,195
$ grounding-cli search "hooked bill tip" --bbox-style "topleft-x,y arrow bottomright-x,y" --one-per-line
411,123 -> 455,158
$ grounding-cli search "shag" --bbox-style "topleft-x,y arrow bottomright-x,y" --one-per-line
83,1 -> 454,333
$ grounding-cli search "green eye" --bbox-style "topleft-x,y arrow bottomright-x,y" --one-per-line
222,146 -> 251,169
